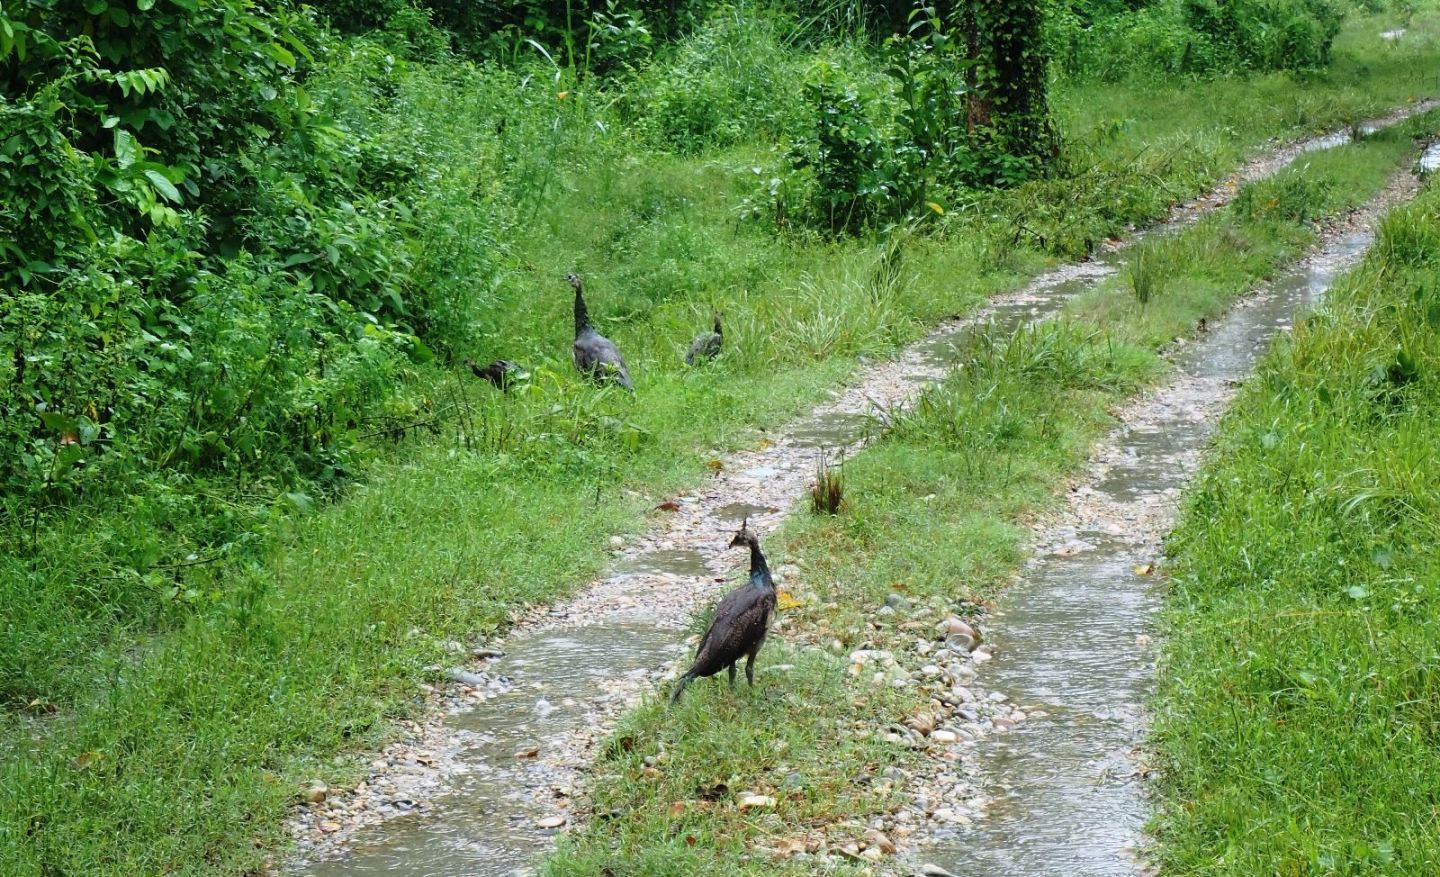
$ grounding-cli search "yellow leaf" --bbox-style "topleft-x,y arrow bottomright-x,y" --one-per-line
778,590 -> 803,610
557,90 -> 570,100
1134,563 -> 1154,576
926,201 -> 945,216
70,751 -> 99,770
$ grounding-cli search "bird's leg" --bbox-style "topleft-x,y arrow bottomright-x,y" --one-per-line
745,649 -> 757,688
727,663 -> 737,688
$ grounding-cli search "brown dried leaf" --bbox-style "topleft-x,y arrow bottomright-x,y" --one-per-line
70,751 -> 99,770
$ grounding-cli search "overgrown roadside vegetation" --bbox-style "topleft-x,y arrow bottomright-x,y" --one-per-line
3,0 -> 1440,873
543,116 -> 1440,874
1151,165 -> 1440,874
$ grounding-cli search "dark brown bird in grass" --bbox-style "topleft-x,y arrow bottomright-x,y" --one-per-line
685,312 -> 723,366
465,358 -> 526,391
569,272 -> 634,391
671,519 -> 777,704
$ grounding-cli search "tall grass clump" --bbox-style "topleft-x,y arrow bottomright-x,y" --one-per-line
1153,179 -> 1440,875
1128,241 -> 1164,307
810,453 -> 845,515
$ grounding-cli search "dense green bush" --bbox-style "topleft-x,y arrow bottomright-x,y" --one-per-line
624,7 -> 808,152
313,0 -> 709,58
779,3 -> 1055,233
0,2 -> 452,582
1051,0 -> 1344,79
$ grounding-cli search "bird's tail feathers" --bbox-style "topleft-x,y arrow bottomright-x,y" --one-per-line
670,672 -> 696,705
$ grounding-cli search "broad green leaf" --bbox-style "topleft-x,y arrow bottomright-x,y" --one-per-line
114,130 -> 138,169
260,42 -> 296,68
38,411 -> 76,433
144,169 -> 181,203
283,492 -> 314,514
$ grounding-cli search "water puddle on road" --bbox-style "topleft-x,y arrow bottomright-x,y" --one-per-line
787,411 -> 876,449
913,252 -> 1124,372
714,502 -> 779,522
613,548 -> 712,578
918,227 -> 1377,876
1420,142 -> 1440,173
296,624 -> 685,877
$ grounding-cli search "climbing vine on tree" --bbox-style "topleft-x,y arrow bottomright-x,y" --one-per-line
961,0 -> 1057,181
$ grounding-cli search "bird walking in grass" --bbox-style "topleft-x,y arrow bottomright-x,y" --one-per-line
465,358 -> 527,392
671,519 -> 777,704
685,312 -> 723,366
569,272 -> 634,391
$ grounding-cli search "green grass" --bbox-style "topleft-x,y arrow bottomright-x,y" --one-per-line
1151,179 -> 1440,875
543,110 -> 1440,875
1066,114 -> 1439,347
4,4 -> 1440,874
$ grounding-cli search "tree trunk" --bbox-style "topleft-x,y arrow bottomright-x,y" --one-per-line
963,0 -> 1056,169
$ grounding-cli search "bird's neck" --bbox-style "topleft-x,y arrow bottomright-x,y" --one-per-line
748,542 -> 772,588
574,287 -> 591,335
713,316 -> 723,336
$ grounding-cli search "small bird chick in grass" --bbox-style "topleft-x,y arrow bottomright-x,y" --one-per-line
685,312 -> 723,366
465,358 -> 527,392
671,518 -> 777,704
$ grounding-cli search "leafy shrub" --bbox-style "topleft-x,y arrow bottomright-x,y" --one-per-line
1183,0 -> 1342,72
775,4 -> 1056,234
787,72 -> 919,232
1051,0 -> 1344,80
625,8 -> 809,152
1050,4 -> 1199,79
381,4 -> 455,61
0,1 -> 456,577
313,0 -> 707,59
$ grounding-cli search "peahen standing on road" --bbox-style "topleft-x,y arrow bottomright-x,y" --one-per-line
569,272 -> 634,391
671,519 -> 777,704
685,312 -> 723,366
